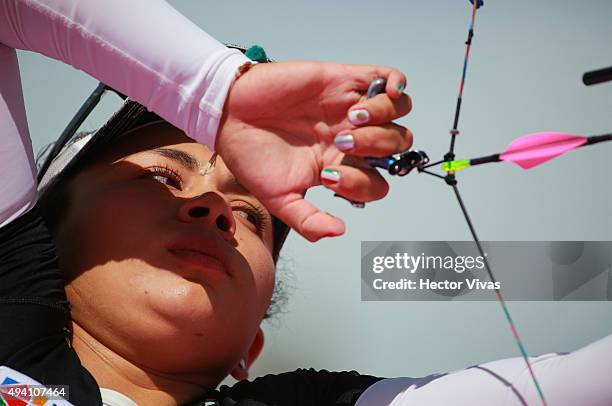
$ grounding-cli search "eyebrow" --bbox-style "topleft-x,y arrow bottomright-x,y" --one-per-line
148,148 -> 201,172
146,147 -> 249,192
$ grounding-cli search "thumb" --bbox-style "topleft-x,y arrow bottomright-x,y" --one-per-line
272,194 -> 345,242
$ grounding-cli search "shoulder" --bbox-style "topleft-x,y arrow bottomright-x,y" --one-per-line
212,368 -> 384,406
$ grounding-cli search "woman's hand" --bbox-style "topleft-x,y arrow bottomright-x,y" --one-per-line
216,61 -> 413,242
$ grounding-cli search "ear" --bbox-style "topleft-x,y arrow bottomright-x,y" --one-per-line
230,328 -> 265,381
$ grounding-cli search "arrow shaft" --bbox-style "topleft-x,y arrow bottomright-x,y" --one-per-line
470,153 -> 501,166
583,66 -> 612,86
585,133 -> 612,145
441,132 -> 612,172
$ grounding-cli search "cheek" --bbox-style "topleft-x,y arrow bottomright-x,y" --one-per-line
234,229 -> 276,313
68,258 -> 221,337
61,187 -> 170,272
129,267 -> 217,321
58,187 -> 211,327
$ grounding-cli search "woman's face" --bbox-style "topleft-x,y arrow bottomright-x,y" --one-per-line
54,123 -> 275,384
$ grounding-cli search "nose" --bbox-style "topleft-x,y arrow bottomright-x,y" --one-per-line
178,191 -> 236,239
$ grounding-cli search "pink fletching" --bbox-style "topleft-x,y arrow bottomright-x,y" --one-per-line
499,132 -> 588,169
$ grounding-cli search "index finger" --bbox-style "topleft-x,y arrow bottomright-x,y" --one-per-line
345,65 -> 408,99
348,93 -> 413,125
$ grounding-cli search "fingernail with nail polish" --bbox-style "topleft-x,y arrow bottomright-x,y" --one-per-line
334,134 -> 354,151
348,109 -> 370,125
397,82 -> 405,92
321,169 -> 341,185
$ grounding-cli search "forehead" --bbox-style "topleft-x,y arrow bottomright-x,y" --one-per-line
74,122 -> 260,211
97,122 -> 213,165
92,122 -> 237,181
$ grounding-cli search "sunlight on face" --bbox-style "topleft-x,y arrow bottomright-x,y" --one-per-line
54,123 -> 276,381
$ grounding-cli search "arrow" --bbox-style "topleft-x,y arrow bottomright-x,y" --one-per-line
442,132 -> 612,172
583,66 -> 612,86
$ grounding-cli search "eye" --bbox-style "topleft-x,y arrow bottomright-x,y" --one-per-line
233,204 -> 268,233
235,209 -> 258,226
144,166 -> 183,190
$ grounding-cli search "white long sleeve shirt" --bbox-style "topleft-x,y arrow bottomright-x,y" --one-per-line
0,0 -> 249,228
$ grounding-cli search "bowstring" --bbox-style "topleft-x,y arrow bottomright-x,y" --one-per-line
451,184 -> 548,405
447,3 -> 549,405
448,0 -> 479,157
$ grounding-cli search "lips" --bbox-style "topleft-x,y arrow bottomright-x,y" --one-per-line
168,238 -> 237,277
169,249 -> 229,275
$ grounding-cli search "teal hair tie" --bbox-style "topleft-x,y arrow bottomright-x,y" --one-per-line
245,45 -> 268,62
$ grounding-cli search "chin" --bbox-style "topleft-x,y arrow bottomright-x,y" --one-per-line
131,329 -> 246,379
149,285 -> 217,324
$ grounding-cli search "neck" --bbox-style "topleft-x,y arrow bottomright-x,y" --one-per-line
69,321 -> 213,406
